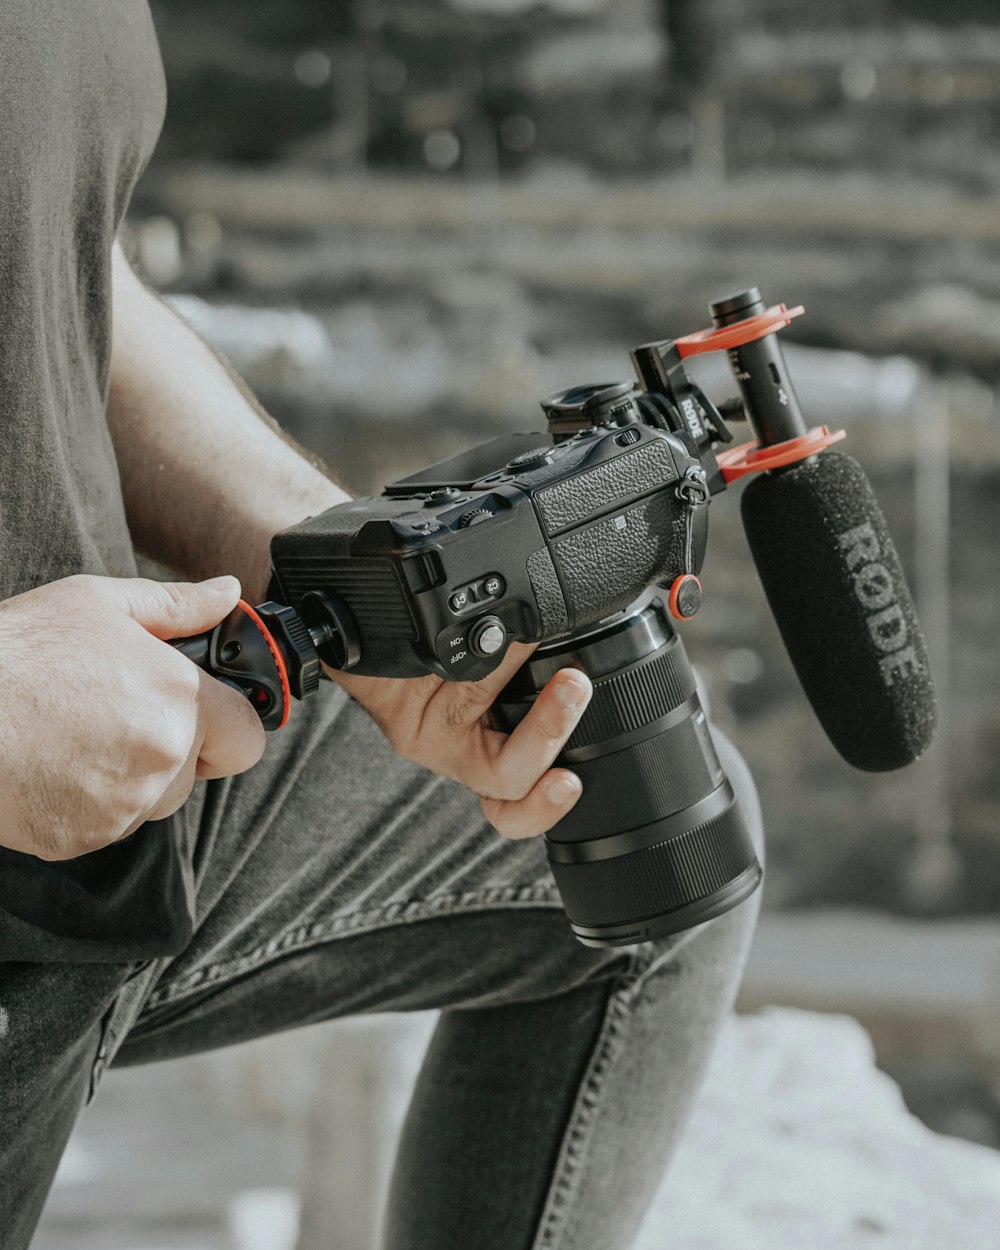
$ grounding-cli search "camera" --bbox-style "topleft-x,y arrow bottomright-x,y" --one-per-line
262,290 -> 820,947
180,287 -> 932,947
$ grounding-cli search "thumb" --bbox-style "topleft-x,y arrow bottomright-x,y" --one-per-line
114,575 -> 243,640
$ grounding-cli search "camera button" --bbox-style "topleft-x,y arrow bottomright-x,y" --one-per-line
425,488 -> 464,506
668,574 -> 703,620
615,427 -> 642,446
469,617 -> 506,658
482,574 -> 504,599
449,589 -> 471,613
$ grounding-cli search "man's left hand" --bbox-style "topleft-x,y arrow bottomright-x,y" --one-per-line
330,645 -> 591,840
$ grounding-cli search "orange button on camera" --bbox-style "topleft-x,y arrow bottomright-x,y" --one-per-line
668,574 -> 702,621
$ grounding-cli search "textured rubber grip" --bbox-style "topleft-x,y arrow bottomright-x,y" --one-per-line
535,441 -> 679,535
497,635 -> 696,753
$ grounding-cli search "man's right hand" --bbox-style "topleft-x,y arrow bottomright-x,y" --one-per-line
0,574 -> 266,861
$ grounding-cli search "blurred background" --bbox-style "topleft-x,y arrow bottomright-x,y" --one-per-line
36,0 -> 1000,1247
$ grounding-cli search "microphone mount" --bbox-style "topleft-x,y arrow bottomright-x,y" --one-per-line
632,289 -> 846,485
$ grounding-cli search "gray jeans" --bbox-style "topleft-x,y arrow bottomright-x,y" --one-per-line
0,683 -> 762,1250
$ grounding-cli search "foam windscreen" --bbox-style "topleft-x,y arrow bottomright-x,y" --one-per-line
740,452 -> 936,771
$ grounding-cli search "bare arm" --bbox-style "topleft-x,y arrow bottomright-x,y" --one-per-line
107,242 -> 350,602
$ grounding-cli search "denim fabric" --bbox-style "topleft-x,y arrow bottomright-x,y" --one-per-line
0,683 -> 762,1250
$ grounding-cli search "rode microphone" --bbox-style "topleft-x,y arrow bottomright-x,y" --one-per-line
712,289 -> 936,771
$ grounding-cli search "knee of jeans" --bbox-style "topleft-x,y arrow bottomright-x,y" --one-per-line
506,906 -> 750,1016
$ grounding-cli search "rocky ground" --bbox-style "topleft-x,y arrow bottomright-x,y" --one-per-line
645,1008 -> 1000,1250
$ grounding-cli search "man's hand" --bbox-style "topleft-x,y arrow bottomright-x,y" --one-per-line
331,646 -> 592,839
0,575 -> 265,861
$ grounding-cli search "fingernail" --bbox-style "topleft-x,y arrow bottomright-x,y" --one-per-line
555,674 -> 590,713
203,575 -> 240,594
546,774 -> 581,805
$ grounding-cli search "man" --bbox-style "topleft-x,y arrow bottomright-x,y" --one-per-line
0,4 -> 761,1247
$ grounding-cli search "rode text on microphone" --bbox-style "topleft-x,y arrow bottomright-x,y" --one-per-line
175,287 -> 936,946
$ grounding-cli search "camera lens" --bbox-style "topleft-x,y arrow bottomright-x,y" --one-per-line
495,598 -> 761,947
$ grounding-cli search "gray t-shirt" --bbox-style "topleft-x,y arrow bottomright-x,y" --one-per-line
0,3 -> 193,961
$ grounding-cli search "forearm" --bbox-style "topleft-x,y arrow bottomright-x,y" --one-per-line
106,245 -> 349,602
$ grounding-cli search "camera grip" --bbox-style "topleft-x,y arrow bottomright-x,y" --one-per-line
526,548 -> 569,635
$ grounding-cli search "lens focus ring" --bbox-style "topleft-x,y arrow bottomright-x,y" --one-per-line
496,602 -> 763,948
498,635 -> 696,753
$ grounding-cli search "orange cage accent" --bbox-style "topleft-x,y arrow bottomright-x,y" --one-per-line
717,426 -> 847,483
674,304 -> 805,359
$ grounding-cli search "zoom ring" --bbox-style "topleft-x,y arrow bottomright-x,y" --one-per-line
549,804 -> 757,928
499,637 -> 697,752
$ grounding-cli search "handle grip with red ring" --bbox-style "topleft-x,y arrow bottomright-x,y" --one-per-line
171,590 -> 355,730
171,600 -> 293,731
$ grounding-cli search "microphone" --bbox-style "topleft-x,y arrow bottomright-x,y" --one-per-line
740,451 -> 936,772
706,287 -> 936,772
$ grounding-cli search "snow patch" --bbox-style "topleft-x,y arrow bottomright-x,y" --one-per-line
637,1008 -> 1000,1250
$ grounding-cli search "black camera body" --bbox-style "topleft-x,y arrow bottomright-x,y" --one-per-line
271,420 -> 711,682
260,291 -> 808,946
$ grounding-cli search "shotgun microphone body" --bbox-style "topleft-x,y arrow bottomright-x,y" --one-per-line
710,288 -> 937,771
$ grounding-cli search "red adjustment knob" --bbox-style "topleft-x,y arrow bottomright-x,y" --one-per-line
668,574 -> 702,621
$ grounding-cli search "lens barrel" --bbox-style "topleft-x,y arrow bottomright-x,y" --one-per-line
495,598 -> 761,946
